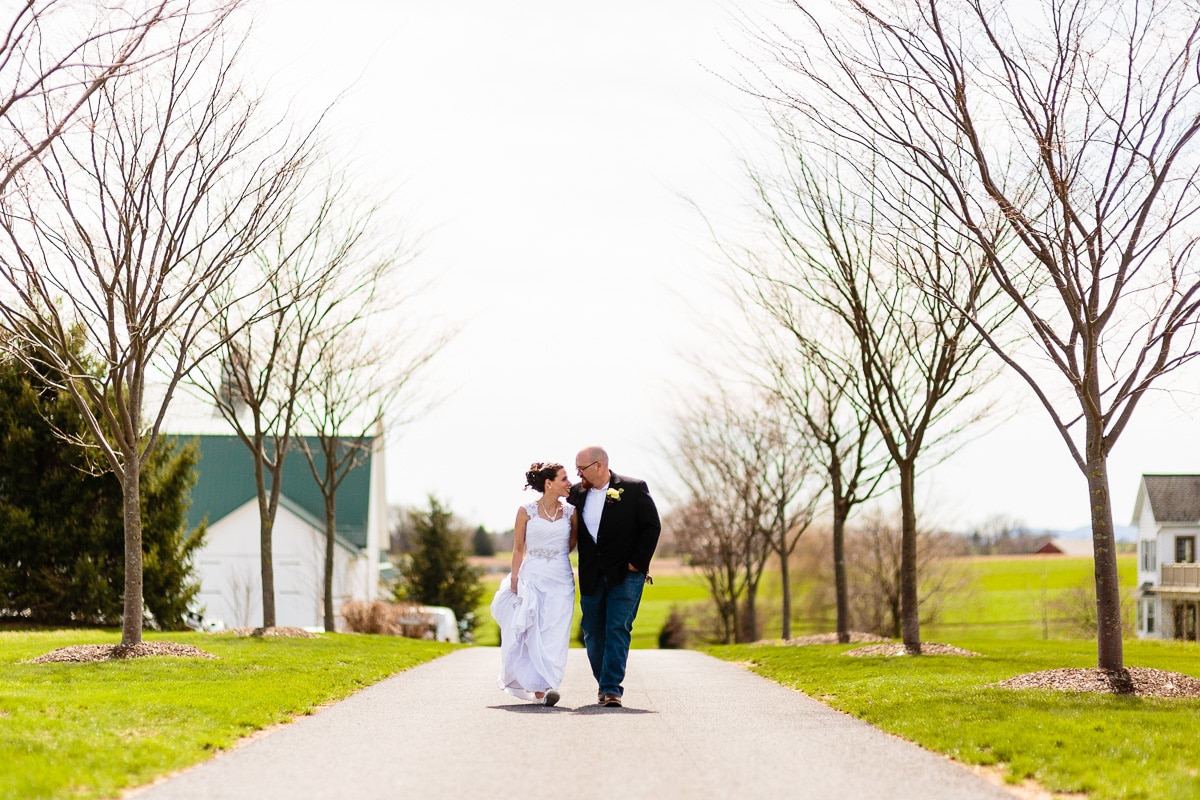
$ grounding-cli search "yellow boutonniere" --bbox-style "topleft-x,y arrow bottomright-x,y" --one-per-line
605,487 -> 624,503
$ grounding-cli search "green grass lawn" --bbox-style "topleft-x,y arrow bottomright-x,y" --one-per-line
742,554 -> 1139,643
0,629 -> 453,800
931,555 -> 1138,637
707,635 -> 1200,800
3,555 -> 1175,798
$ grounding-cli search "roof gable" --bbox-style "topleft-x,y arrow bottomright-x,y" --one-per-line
1142,475 -> 1200,523
182,434 -> 374,549
1049,537 -> 1094,557
275,494 -> 364,553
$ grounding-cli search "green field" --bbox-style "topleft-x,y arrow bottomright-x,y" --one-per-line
733,553 -> 1139,643
0,630 -> 452,800
474,553 -> 1139,647
707,635 -> 1200,800
752,553 -> 1142,643
928,554 -> 1137,641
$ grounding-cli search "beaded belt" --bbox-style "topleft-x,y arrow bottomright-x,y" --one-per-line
527,548 -> 564,559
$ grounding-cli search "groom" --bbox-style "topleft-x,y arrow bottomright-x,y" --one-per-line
570,446 -> 661,707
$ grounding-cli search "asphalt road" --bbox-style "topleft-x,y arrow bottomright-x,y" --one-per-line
128,647 -> 1015,800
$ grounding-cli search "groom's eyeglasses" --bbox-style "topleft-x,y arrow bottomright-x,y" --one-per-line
575,460 -> 600,475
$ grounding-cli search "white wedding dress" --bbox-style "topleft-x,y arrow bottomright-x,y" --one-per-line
491,500 -> 575,700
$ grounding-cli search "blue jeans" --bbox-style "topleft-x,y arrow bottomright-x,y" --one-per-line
579,571 -> 645,698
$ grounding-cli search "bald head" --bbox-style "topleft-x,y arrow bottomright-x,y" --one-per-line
577,446 -> 608,466
574,446 -> 611,488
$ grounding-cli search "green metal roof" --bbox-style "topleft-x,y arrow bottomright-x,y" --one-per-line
182,434 -> 374,550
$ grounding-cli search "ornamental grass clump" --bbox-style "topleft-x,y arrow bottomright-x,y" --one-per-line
340,600 -> 440,639
658,606 -> 689,649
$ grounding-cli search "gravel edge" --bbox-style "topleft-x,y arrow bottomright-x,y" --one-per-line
29,642 -> 217,663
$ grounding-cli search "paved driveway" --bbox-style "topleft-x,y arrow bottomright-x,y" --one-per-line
129,647 -> 1014,800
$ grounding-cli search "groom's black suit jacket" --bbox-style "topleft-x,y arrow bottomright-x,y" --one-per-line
570,471 -> 661,596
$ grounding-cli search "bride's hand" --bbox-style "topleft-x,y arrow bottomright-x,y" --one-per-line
510,577 -> 518,593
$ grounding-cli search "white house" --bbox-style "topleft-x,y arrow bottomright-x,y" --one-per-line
183,434 -> 389,630
1132,474 -> 1200,642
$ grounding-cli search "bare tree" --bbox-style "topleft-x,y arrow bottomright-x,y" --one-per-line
225,564 -> 257,628
739,281 -> 890,642
664,498 -> 747,644
1047,578 -> 1136,639
844,507 -> 970,639
763,0 -> 1200,669
739,142 -> 1004,653
966,513 -> 1027,556
670,388 -> 797,642
0,21 -> 313,645
191,178 -> 386,629
758,395 -> 824,640
295,267 -> 447,633
0,1 -> 235,194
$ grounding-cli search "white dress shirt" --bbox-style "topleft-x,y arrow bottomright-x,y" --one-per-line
582,481 -> 609,543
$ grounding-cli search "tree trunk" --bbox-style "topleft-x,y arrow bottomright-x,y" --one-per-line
898,460 -> 921,654
779,546 -> 792,640
722,603 -> 736,644
323,449 -> 337,632
252,442 -> 276,628
739,586 -> 758,644
723,564 -> 739,644
1086,419 -> 1125,671
120,464 -> 144,646
259,509 -> 276,628
726,598 -> 738,644
833,498 -> 850,644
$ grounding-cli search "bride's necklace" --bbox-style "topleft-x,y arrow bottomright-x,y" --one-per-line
540,500 -> 560,521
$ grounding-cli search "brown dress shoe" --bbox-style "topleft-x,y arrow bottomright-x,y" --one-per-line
600,693 -> 623,707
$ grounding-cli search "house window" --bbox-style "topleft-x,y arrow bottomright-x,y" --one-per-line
1146,600 -> 1156,634
1140,540 -> 1157,572
1176,536 -> 1196,564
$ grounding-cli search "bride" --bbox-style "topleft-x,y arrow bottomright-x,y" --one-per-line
491,461 -> 577,706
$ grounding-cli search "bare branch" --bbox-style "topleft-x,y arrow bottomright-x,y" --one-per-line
0,11 -> 314,645
755,0 -> 1200,669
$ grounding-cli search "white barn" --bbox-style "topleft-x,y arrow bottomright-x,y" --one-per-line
183,434 -> 389,630
1132,474 -> 1200,642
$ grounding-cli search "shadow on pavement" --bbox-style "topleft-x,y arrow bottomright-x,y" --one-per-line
569,705 -> 654,716
488,704 -> 656,716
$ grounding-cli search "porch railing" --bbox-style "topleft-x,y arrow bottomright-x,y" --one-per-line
1161,563 -> 1200,588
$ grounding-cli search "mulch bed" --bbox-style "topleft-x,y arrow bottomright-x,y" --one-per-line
844,642 -> 982,657
777,632 -> 889,646
225,626 -> 318,638
992,667 -> 1200,698
29,642 -> 217,663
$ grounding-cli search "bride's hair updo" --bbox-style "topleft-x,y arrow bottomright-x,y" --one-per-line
524,461 -> 563,493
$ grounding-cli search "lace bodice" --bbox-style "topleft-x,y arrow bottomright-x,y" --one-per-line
522,500 -> 572,558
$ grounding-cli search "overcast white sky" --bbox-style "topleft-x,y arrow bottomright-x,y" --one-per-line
242,0 -> 1200,535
